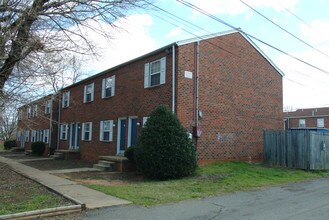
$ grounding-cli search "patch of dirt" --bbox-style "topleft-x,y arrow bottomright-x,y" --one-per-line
55,171 -> 144,186
21,160 -> 94,170
0,162 -> 74,215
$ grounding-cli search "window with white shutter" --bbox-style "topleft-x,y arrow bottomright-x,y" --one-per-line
82,122 -> 92,141
144,57 -> 166,88
102,76 -> 115,98
84,83 -> 94,103
100,120 -> 113,141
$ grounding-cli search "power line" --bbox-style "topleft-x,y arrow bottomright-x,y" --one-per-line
271,0 -> 329,42
176,0 -> 329,76
240,0 -> 329,59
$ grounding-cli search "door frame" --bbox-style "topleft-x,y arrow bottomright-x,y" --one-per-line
128,116 -> 138,148
116,117 -> 127,155
69,122 -> 80,150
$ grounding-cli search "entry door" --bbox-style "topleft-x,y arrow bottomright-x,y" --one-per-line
128,117 -> 138,147
117,118 -> 127,154
20,133 -> 25,148
70,123 -> 80,150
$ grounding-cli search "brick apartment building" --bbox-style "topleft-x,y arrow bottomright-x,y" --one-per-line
17,30 -> 284,162
17,94 -> 59,155
284,107 -> 329,129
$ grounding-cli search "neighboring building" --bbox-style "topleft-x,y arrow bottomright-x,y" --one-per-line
284,107 -> 329,130
18,29 -> 284,162
17,94 -> 59,155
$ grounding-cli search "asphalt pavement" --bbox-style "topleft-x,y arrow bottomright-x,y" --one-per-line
81,178 -> 329,220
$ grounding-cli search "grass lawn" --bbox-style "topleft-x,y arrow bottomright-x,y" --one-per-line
86,162 -> 328,206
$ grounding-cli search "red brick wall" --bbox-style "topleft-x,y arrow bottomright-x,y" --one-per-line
17,95 -> 59,155
59,50 -> 173,162
176,32 -> 283,161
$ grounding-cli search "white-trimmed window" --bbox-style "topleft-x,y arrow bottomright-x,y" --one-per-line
45,100 -> 52,114
299,119 -> 306,128
317,118 -> 324,128
60,124 -> 68,140
37,130 -> 43,142
62,92 -> 70,108
18,110 -> 23,120
25,130 -> 30,142
144,57 -> 166,88
82,122 -> 92,141
27,107 -> 32,118
31,130 -> 36,142
43,129 -> 49,143
17,131 -> 21,141
142,116 -> 149,127
32,105 -> 38,117
84,83 -> 94,103
100,120 -> 113,142
102,76 -> 115,98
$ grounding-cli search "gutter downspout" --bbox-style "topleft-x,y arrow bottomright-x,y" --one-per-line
172,44 -> 175,113
195,41 -> 200,127
57,94 -> 61,150
49,97 -> 53,155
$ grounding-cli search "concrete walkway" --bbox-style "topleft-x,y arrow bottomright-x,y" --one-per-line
0,156 -> 130,209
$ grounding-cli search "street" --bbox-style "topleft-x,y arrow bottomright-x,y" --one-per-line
81,178 -> 329,220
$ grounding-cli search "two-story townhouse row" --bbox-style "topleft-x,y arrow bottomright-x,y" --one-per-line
53,29 -> 283,163
284,107 -> 329,129
17,94 -> 59,155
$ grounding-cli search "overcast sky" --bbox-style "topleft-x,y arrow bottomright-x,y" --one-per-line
82,0 -> 329,110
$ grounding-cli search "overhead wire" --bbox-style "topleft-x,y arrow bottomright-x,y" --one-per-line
176,0 -> 329,76
239,0 -> 329,59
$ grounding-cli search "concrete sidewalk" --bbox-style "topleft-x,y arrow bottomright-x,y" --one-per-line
0,156 -> 130,209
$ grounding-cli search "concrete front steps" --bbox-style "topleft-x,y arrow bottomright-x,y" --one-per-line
50,150 -> 80,160
93,156 -> 135,172
93,160 -> 116,171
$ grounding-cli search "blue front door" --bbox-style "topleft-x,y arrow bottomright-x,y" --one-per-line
120,119 -> 126,152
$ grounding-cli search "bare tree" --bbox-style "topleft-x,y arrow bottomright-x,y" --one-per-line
0,98 -> 18,140
0,0 -> 150,94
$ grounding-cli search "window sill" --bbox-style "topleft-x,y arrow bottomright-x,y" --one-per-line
146,83 -> 163,89
102,96 -> 114,100
100,140 -> 112,142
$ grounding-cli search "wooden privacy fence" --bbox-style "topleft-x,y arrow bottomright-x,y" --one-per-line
264,130 -> 329,170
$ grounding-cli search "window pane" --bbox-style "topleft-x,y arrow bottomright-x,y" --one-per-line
87,85 -> 92,94
151,61 -> 160,73
86,94 -> 91,102
85,123 -> 90,131
106,78 -> 112,88
150,73 -> 160,86
103,131 -> 110,141
105,88 -> 112,97
103,121 -> 110,131
84,131 -> 90,140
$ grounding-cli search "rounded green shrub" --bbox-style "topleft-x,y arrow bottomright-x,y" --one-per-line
31,142 -> 46,156
4,140 -> 16,150
124,145 -> 136,163
135,105 -> 197,180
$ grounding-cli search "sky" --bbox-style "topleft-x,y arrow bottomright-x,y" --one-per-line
82,0 -> 329,111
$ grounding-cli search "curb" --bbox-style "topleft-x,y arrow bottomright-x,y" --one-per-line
0,205 -> 82,220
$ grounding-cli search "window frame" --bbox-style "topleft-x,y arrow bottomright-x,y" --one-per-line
298,119 -> 306,128
102,76 -> 115,99
84,83 -> 94,103
62,92 -> 70,108
60,124 -> 68,140
100,120 -> 113,142
27,107 -> 32,118
43,129 -> 49,143
82,122 -> 92,141
32,105 -> 38,117
144,57 -> 166,88
317,118 -> 324,128
45,100 -> 52,114
31,130 -> 36,142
